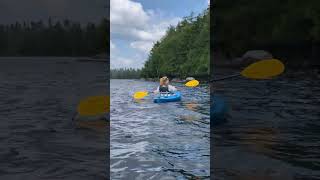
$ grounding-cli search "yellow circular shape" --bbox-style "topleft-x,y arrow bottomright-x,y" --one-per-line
241,59 -> 285,79
185,80 -> 200,87
77,95 -> 110,116
133,91 -> 148,99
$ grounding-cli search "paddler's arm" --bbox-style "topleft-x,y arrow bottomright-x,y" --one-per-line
153,86 -> 160,94
168,85 -> 177,92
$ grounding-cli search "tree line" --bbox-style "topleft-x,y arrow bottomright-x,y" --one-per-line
141,8 -> 210,78
213,0 -> 320,66
0,18 -> 108,56
111,68 -> 141,79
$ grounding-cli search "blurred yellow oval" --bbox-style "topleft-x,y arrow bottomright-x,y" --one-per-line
185,80 -> 199,87
133,91 -> 148,99
77,95 -> 110,116
241,59 -> 285,79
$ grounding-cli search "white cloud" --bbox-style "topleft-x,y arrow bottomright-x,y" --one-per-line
110,0 -> 182,68
111,56 -> 133,68
110,40 -> 115,50
110,41 -> 145,69
110,0 -> 149,29
112,16 -> 181,55
111,55 -> 145,69
111,0 -> 180,42
130,41 -> 154,53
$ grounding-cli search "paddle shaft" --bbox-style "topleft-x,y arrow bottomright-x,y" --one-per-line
210,73 -> 241,82
210,59 -> 284,82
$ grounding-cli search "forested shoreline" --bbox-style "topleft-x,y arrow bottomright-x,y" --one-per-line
0,18 -> 108,56
111,68 -> 141,79
213,0 -> 320,67
141,8 -> 210,79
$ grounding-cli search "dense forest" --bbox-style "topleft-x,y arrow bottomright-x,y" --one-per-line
0,18 -> 108,56
111,68 -> 141,79
213,0 -> 320,67
141,8 -> 209,78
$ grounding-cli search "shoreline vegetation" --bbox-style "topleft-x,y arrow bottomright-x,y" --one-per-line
0,18 -> 108,56
0,55 -> 108,59
110,68 -> 141,79
110,68 -> 210,83
213,0 -> 320,68
141,8 -> 210,79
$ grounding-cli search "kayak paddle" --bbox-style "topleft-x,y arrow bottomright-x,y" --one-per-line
77,59 -> 284,115
185,80 -> 199,87
133,91 -> 150,99
212,59 -> 285,81
77,95 -> 110,116
133,79 -> 199,99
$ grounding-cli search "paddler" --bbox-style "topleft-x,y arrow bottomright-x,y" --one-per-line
154,76 -> 177,94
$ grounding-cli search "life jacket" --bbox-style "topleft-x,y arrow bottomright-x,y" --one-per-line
159,85 -> 169,92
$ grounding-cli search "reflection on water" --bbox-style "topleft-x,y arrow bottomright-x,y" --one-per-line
111,79 -> 210,179
213,69 -> 320,179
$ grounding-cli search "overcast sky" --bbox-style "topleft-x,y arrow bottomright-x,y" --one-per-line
0,0 -> 107,24
111,0 -> 209,69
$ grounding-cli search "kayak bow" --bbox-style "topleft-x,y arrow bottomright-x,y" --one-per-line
153,91 -> 182,103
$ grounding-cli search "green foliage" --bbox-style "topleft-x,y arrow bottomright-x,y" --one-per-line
111,68 -> 141,79
141,8 -> 209,78
0,18 -> 108,56
213,0 -> 320,64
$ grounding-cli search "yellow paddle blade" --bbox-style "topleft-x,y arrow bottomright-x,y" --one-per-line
241,59 -> 285,79
133,91 -> 148,99
185,80 -> 200,87
77,96 -> 109,116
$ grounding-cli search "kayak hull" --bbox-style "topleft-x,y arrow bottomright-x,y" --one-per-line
154,91 -> 181,103
211,95 -> 228,124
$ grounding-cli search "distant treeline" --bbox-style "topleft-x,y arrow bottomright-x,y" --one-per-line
213,0 -> 320,66
111,68 -> 141,79
0,18 -> 108,56
141,8 -> 209,78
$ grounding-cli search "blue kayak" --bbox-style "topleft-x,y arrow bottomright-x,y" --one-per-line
154,91 -> 182,103
211,95 -> 228,124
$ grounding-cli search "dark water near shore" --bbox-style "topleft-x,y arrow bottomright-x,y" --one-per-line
110,79 -> 210,179
213,68 -> 320,180
0,58 -> 108,179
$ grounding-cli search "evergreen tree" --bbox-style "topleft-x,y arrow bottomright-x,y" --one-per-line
141,8 -> 210,78
0,18 -> 108,56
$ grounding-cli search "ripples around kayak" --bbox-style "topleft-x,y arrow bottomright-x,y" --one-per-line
213,68 -> 320,179
111,79 -> 210,179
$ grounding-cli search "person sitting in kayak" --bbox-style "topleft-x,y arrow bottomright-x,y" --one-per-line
154,76 -> 177,94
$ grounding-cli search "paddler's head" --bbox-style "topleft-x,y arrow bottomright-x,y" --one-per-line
163,76 -> 169,85
160,76 -> 168,86
160,77 -> 166,86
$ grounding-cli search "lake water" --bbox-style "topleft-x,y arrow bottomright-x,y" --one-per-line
0,58 -> 108,179
110,79 -> 210,179
213,68 -> 320,179
1,58 -> 318,179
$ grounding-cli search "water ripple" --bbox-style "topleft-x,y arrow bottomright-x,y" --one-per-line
111,79 -> 210,179
213,69 -> 320,179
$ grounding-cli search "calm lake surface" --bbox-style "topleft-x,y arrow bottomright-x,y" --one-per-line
0,58 -> 108,179
213,68 -> 320,180
110,79 -> 210,179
